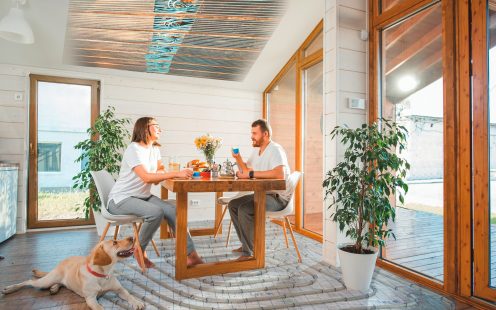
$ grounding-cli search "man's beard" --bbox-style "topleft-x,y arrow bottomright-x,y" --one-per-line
252,138 -> 262,147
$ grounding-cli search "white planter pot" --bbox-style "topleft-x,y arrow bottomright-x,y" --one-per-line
338,244 -> 379,291
93,211 -> 113,237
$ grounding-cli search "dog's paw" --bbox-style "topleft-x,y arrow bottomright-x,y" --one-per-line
49,284 -> 61,295
2,285 -> 15,295
130,298 -> 145,310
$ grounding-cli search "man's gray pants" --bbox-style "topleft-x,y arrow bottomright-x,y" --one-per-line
108,195 -> 196,254
228,193 -> 287,256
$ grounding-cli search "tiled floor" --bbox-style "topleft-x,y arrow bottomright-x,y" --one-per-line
0,221 -> 475,309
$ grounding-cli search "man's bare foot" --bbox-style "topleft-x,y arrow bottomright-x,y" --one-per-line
235,255 -> 253,262
186,250 -> 204,267
232,246 -> 243,253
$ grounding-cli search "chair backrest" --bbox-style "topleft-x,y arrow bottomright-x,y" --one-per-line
90,170 -> 115,211
280,171 -> 302,214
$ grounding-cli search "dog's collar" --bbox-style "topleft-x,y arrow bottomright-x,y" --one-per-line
86,263 -> 110,279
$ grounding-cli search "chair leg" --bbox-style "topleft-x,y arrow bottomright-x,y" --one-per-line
132,223 -> 146,273
282,220 -> 289,248
225,220 -> 232,247
99,222 -> 111,242
113,225 -> 120,240
151,240 -> 160,257
284,217 -> 302,263
214,205 -> 229,238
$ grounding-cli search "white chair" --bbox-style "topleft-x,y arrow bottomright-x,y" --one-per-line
90,170 -> 160,272
215,171 -> 303,263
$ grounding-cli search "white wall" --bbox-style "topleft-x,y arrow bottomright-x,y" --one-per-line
322,0 -> 368,266
0,64 -> 260,233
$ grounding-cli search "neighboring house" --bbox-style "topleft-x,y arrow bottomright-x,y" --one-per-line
37,130 -> 88,191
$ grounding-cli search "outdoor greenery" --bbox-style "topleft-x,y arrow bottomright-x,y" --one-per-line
323,119 -> 410,254
72,106 -> 131,218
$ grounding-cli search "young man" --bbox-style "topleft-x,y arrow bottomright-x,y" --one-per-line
229,119 -> 291,260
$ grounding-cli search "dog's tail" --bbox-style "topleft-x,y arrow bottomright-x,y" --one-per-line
32,269 -> 48,278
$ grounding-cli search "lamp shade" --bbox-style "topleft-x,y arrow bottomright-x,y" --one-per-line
0,7 -> 34,44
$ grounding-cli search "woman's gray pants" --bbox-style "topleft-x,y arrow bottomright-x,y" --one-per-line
108,195 -> 196,254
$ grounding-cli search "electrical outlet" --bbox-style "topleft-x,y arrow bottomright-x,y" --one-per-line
14,93 -> 23,101
190,199 -> 200,206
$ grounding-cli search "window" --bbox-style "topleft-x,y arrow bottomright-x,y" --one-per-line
38,143 -> 62,172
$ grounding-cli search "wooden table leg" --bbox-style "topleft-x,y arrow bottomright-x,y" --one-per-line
253,190 -> 266,268
215,191 -> 223,235
160,185 -> 171,239
175,191 -> 188,280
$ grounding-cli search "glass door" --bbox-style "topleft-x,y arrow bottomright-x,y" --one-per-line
28,75 -> 99,228
472,0 -> 496,301
302,60 -> 323,235
378,1 -> 445,282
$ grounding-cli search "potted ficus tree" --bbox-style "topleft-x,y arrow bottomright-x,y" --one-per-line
73,106 -> 130,236
323,119 -> 410,291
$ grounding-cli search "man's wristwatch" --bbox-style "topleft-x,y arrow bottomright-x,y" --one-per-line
249,170 -> 255,179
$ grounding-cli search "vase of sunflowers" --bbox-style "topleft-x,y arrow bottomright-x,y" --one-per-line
194,134 -> 222,172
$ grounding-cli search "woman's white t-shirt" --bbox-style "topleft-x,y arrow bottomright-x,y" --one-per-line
108,142 -> 161,205
246,141 -> 291,202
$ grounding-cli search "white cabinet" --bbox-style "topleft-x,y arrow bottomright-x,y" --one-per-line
0,164 -> 18,243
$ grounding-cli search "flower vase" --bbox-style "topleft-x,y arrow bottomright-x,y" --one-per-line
205,154 -> 215,171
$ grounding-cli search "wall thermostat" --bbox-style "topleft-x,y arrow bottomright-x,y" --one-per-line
348,98 -> 366,110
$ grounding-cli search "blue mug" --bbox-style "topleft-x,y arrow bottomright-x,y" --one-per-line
193,171 -> 200,177
232,148 -> 239,155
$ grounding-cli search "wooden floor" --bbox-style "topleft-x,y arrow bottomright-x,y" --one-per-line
0,229 -> 101,309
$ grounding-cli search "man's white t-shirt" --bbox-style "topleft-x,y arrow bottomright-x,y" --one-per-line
246,141 -> 291,202
108,142 -> 161,205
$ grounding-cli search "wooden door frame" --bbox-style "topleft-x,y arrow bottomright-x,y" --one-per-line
28,74 -> 100,229
471,0 -> 496,302
263,20 -> 324,243
370,0 -> 496,308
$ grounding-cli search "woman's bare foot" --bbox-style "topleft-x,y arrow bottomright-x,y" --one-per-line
143,252 -> 155,268
133,247 -> 146,270
186,250 -> 204,267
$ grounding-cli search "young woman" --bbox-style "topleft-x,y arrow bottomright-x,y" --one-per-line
107,117 -> 203,269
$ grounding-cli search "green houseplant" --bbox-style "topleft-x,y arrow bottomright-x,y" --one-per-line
323,119 -> 410,291
73,106 -> 130,223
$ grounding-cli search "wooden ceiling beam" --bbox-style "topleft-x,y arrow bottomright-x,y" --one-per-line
385,23 -> 441,75
69,38 -> 262,53
74,55 -> 246,70
69,27 -> 270,41
69,10 -> 279,22
71,47 -> 255,62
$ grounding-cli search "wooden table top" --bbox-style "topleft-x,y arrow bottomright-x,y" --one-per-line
161,178 -> 286,192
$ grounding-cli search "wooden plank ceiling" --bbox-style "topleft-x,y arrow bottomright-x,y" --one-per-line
66,0 -> 286,81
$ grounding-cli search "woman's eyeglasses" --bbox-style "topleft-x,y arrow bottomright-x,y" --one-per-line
148,124 -> 161,131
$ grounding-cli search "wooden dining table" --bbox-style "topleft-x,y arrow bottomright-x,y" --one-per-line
160,177 -> 286,280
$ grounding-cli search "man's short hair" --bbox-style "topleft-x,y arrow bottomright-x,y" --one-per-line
251,119 -> 272,137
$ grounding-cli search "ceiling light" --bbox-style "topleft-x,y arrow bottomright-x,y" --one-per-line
397,75 -> 418,93
0,0 -> 34,44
